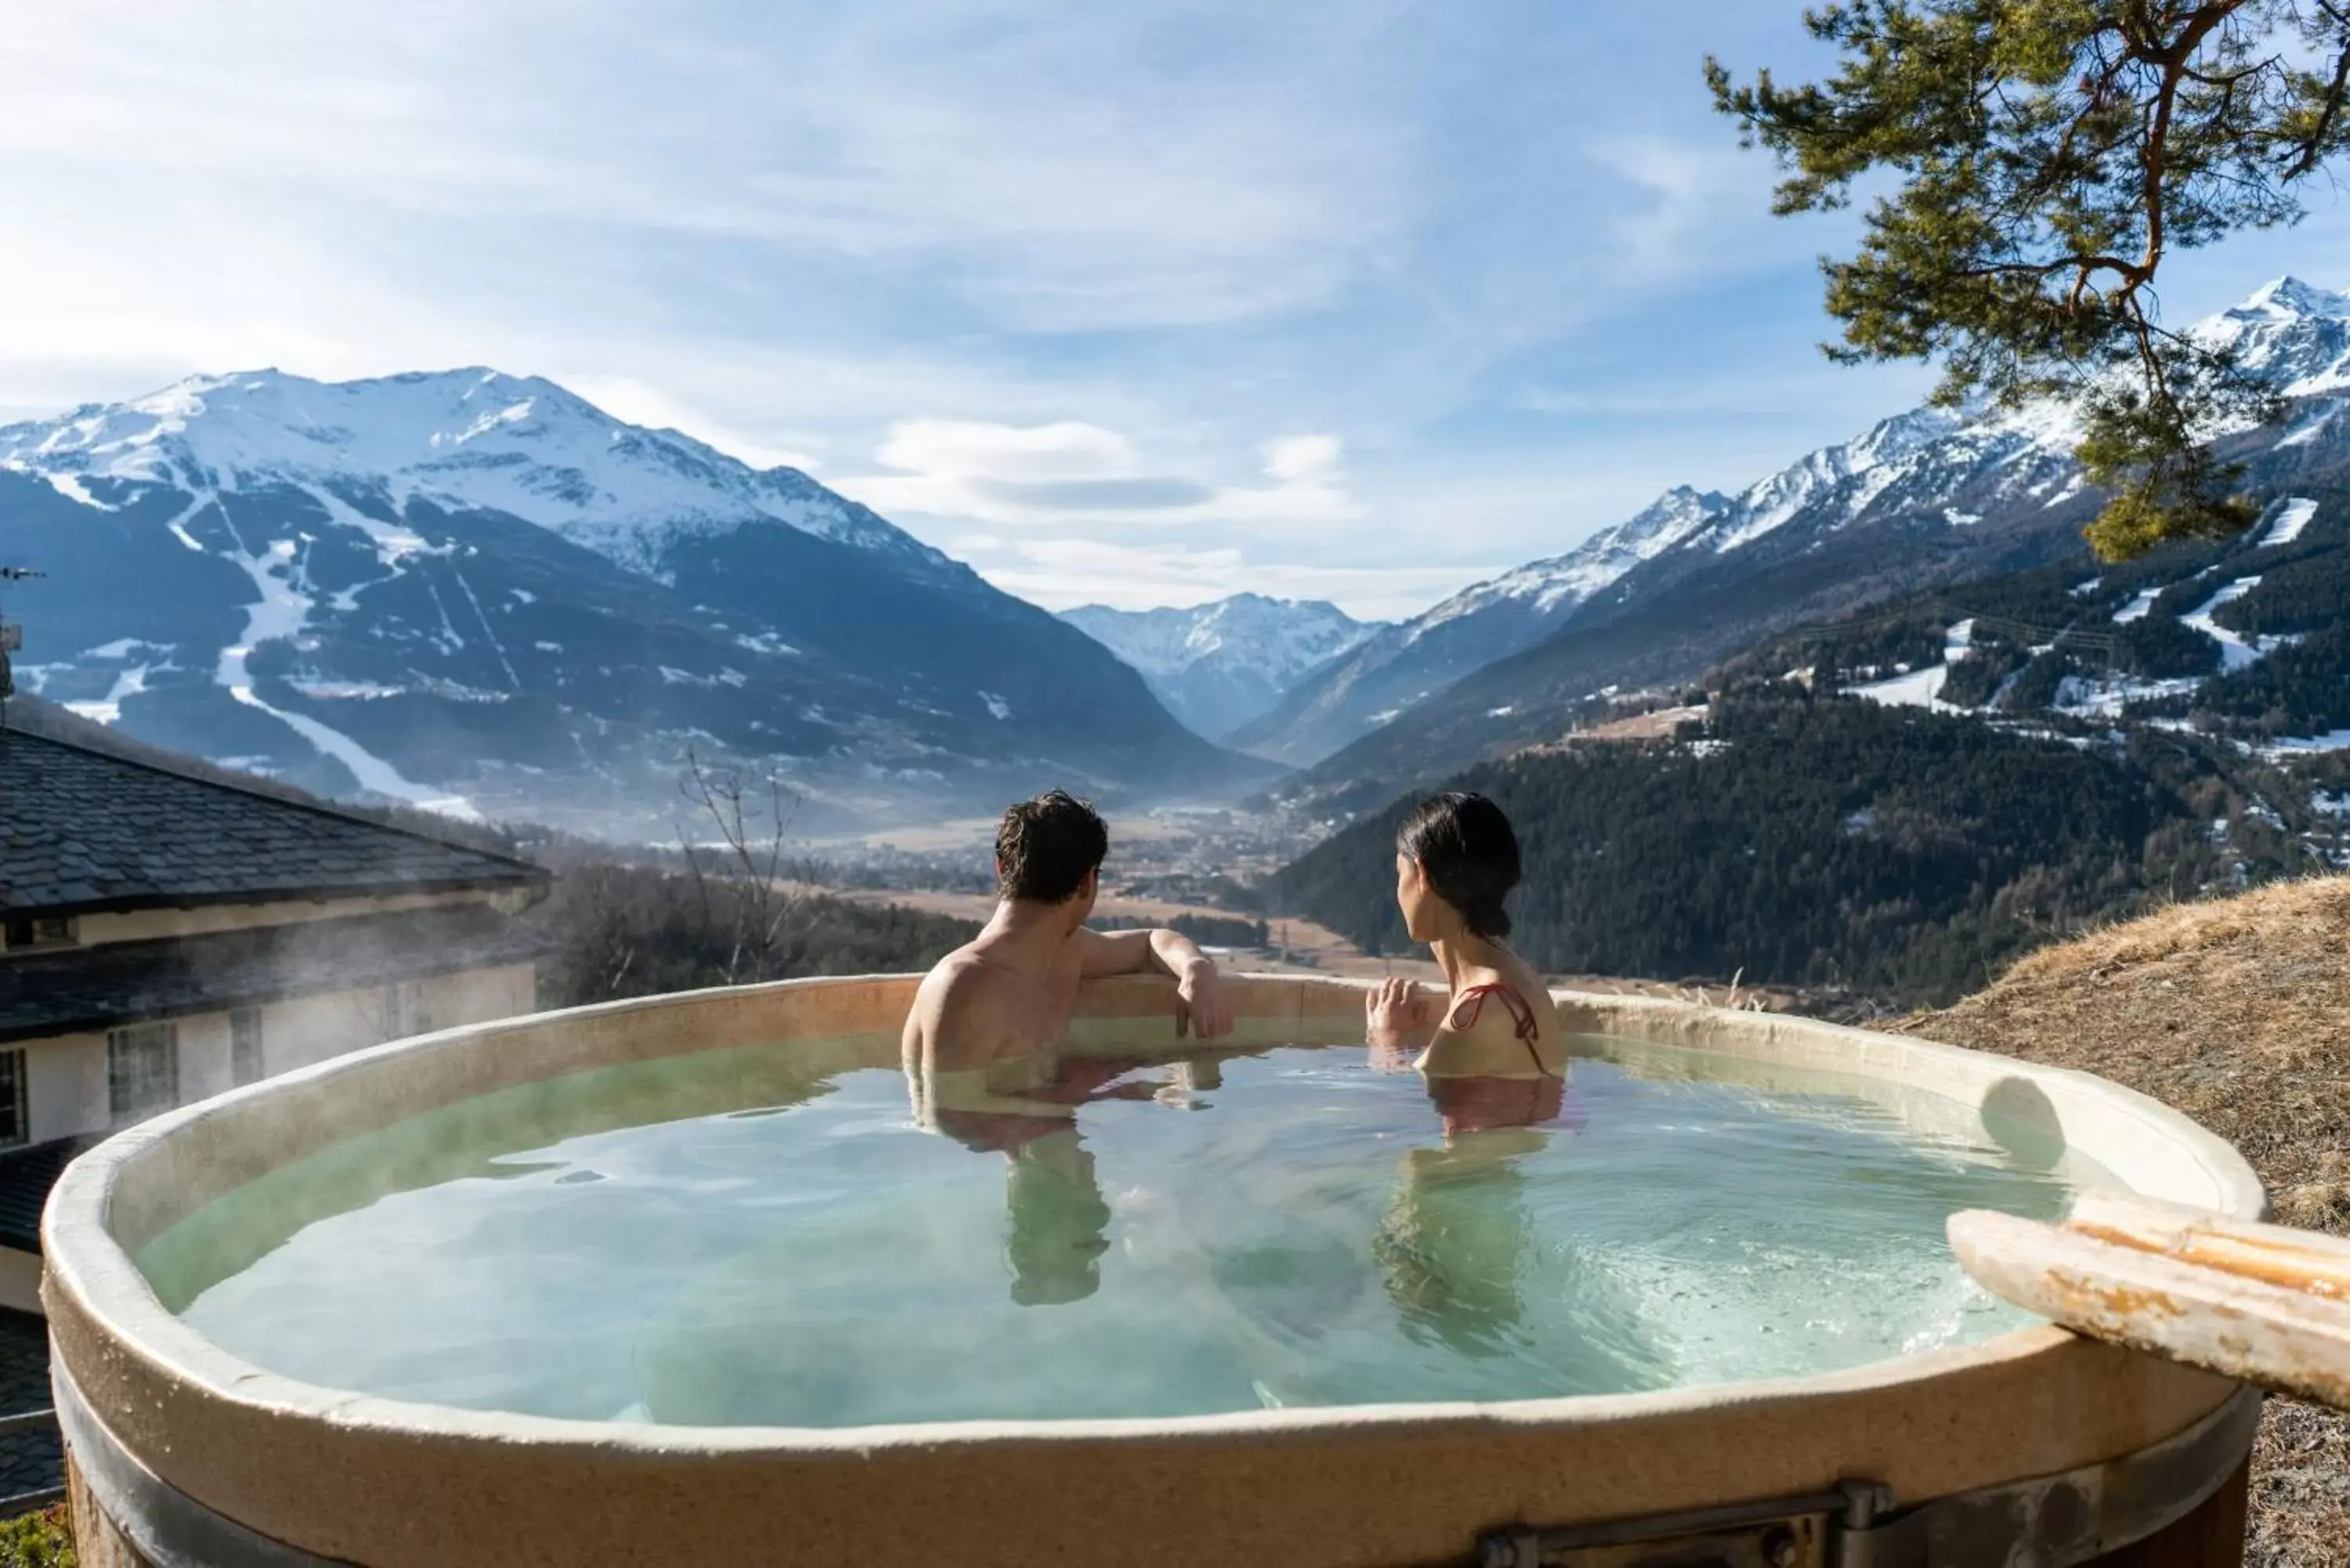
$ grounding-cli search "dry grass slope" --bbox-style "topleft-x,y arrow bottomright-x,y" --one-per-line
1900,875 -> 2350,1568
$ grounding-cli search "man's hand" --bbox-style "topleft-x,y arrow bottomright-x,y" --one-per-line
1365,976 -> 1433,1068
1175,959 -> 1234,1041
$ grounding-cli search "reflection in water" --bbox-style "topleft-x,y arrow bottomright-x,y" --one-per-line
1376,1129 -> 1544,1358
915,1048 -> 1182,1306
152,1039 -> 2096,1429
1372,1068 -> 1588,1359
1000,1129 -> 1112,1306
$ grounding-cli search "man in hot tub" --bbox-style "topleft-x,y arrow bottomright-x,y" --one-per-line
902,791 -> 1234,1303
902,788 -> 1235,1111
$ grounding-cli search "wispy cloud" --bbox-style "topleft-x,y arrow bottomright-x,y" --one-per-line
840,419 -> 1360,529
0,2 -> 2326,619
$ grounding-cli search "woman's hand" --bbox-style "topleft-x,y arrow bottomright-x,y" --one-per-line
1365,976 -> 1433,1068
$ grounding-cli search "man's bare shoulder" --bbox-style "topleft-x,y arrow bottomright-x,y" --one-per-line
917,945 -> 1014,1007
909,945 -> 1020,1049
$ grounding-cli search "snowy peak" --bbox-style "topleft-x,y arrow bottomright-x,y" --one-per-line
2228,275 -> 2350,323
2193,276 -> 2350,399
1058,594 -> 1377,739
0,367 -> 940,575
1061,593 -> 1372,682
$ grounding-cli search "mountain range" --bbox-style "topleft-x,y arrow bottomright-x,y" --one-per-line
8,275 -> 2348,843
1056,594 -> 1376,742
0,369 -> 1267,835
1252,276 -> 2350,801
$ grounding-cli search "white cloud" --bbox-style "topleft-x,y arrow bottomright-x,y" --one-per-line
0,3 -> 1410,335
839,419 -> 1361,529
877,420 -> 1138,481
1266,434 -> 1343,482
966,535 -> 1495,620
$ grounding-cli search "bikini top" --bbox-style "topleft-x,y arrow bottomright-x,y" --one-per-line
1447,982 -> 1548,1074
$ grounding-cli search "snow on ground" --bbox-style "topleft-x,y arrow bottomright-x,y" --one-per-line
2052,673 -> 2206,719
62,663 -> 154,725
1851,664 -> 1954,709
2182,577 -> 2279,672
201,497 -> 479,819
1849,620 -> 1975,711
25,470 -> 118,510
288,680 -> 407,699
2277,401 -> 2342,448
734,631 -> 799,656
2258,497 -> 2320,548
2113,589 -> 2160,623
161,494 -> 208,553
2261,731 -> 2350,757
237,689 -> 481,820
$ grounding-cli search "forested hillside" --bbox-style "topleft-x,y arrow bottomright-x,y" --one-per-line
1715,481 -> 2350,745
1269,695 -> 2336,1006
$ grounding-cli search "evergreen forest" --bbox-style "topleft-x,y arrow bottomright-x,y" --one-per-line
1270,695 -> 2336,1007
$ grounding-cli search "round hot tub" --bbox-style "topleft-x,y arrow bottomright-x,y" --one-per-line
44,974 -> 2262,1567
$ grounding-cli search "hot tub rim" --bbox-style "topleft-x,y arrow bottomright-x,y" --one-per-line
39,972 -> 2267,1567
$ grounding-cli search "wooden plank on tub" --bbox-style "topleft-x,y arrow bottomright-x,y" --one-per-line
1950,1205 -> 2350,1410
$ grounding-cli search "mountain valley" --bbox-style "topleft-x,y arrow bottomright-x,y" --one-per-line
1057,593 -> 1376,742
0,369 -> 1268,835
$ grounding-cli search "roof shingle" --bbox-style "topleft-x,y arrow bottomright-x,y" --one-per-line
0,728 -> 540,916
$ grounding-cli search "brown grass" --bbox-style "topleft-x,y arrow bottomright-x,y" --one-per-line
1899,875 -> 2350,1568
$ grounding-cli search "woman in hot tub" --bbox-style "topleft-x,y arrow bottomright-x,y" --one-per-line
1364,791 -> 1567,1133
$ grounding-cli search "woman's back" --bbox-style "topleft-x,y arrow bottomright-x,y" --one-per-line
1422,949 -> 1563,1079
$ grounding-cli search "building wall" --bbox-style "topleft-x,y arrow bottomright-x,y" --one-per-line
13,962 -> 539,1148
16,887 -> 534,953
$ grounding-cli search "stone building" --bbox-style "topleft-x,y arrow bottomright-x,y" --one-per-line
0,724 -> 548,1313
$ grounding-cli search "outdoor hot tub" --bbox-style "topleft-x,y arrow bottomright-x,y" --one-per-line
43,974 -> 2262,1567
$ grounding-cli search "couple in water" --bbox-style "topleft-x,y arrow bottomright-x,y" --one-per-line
900,787 -> 1565,1318
902,786 -> 1561,1128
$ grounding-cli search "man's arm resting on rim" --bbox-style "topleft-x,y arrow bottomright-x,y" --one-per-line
1072,927 -> 1234,1039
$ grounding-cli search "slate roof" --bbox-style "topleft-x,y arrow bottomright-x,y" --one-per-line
0,727 -> 542,916
0,1139 -> 85,1255
0,903 -> 554,1046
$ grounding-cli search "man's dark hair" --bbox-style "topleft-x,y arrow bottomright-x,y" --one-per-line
996,789 -> 1108,903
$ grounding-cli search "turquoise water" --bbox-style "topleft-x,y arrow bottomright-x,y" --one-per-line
137,1038 -> 2092,1427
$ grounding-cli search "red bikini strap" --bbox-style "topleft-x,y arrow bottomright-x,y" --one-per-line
1449,983 -> 1543,1068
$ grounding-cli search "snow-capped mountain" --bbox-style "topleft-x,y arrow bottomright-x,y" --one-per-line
1057,594 -> 1376,741
1271,274 -> 2350,791
1227,486 -> 1730,763
3,368 -> 935,575
0,369 -> 1267,833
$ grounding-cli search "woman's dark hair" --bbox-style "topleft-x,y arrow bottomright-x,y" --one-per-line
997,789 -> 1108,902
1396,791 -> 1520,940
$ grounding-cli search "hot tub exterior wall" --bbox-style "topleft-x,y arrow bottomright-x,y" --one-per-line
55,1425 -> 2257,1568
43,973 -> 2266,1568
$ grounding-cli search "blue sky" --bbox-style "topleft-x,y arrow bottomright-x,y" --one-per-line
2,2 -> 2345,620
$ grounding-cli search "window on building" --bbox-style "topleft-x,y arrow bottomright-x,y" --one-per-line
107,1022 -> 179,1125
230,1006 -> 264,1087
0,1050 -> 27,1149
2,915 -> 76,952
